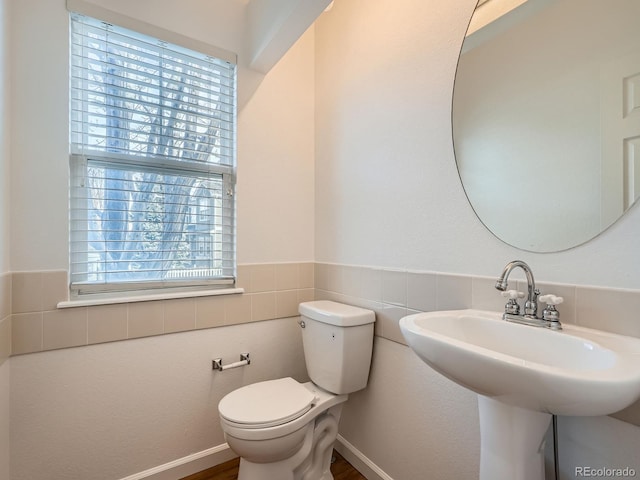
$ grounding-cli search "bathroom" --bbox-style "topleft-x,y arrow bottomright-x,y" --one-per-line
1,0 -> 640,479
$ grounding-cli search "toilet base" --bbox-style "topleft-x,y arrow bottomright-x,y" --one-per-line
239,460 -> 333,480
236,404 -> 343,480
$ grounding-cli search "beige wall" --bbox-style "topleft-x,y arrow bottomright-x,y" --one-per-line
10,264 -> 313,355
0,0 -> 8,276
0,275 -> 8,362
314,0 -> 640,479
314,0 -> 640,291
10,0 -> 315,272
9,261 -> 640,478
7,0 -> 317,478
0,0 -> 11,477
11,317 -> 308,480
6,0 -> 640,479
314,262 -> 640,477
0,360 -> 8,480
455,0 -> 640,252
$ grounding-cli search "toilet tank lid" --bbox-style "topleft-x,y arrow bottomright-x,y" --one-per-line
299,300 -> 375,327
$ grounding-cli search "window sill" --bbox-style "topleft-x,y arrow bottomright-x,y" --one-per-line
57,287 -> 244,309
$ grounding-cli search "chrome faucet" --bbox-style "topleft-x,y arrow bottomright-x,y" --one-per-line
495,260 -> 539,318
495,260 -> 562,330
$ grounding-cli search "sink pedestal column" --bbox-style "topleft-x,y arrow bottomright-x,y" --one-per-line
478,396 -> 551,480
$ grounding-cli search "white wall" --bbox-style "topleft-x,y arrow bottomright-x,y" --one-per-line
0,361 -> 9,480
340,338 -> 480,479
237,27 -> 315,263
10,318 -> 307,480
314,2 -> 483,478
314,2 -> 640,291
8,0 -> 316,479
0,0 -> 10,477
557,416 -> 640,479
455,0 -> 640,252
8,0 -> 640,479
0,0 -> 9,274
314,0 -> 640,479
9,0 -> 315,271
9,0 -> 68,272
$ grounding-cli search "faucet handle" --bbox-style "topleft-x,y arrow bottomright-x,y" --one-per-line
540,294 -> 564,330
501,290 -> 525,300
540,294 -> 563,330
539,294 -> 563,306
501,290 -> 524,315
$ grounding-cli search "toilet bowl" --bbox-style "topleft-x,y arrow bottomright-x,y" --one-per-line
219,379 -> 348,480
218,301 -> 375,480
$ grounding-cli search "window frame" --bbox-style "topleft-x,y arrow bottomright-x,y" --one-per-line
68,10 -> 238,299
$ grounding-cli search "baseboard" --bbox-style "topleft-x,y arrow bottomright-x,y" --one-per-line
335,434 -> 395,480
119,443 -> 237,480
118,435 -> 391,480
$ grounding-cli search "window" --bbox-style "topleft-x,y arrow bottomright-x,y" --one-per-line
69,13 -> 236,296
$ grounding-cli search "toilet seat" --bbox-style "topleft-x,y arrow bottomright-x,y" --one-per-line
219,378 -> 317,429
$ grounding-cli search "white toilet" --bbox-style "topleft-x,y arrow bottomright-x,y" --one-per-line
218,300 -> 375,480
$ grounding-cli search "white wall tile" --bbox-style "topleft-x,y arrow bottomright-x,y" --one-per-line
436,274 -> 472,310
359,267 -> 382,303
471,276 -> 507,312
382,270 -> 407,307
575,287 -> 640,337
407,272 -> 436,312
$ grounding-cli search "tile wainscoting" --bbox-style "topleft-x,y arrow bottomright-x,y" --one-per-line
6,261 -> 640,353
6,263 -> 314,356
314,262 -> 640,342
0,273 -> 9,366
313,262 -> 640,427
3,262 -> 640,426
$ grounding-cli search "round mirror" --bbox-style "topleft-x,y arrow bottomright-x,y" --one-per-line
453,0 -> 640,252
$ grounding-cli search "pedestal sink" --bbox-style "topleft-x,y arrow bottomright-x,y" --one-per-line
399,309 -> 640,480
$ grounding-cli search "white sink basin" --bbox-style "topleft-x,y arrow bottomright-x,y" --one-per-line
399,309 -> 640,416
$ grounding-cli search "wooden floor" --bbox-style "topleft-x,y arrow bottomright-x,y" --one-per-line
180,450 -> 366,480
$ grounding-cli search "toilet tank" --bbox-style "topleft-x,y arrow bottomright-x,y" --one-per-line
298,300 -> 375,395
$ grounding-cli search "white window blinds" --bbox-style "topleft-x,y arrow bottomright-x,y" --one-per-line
69,13 -> 236,295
